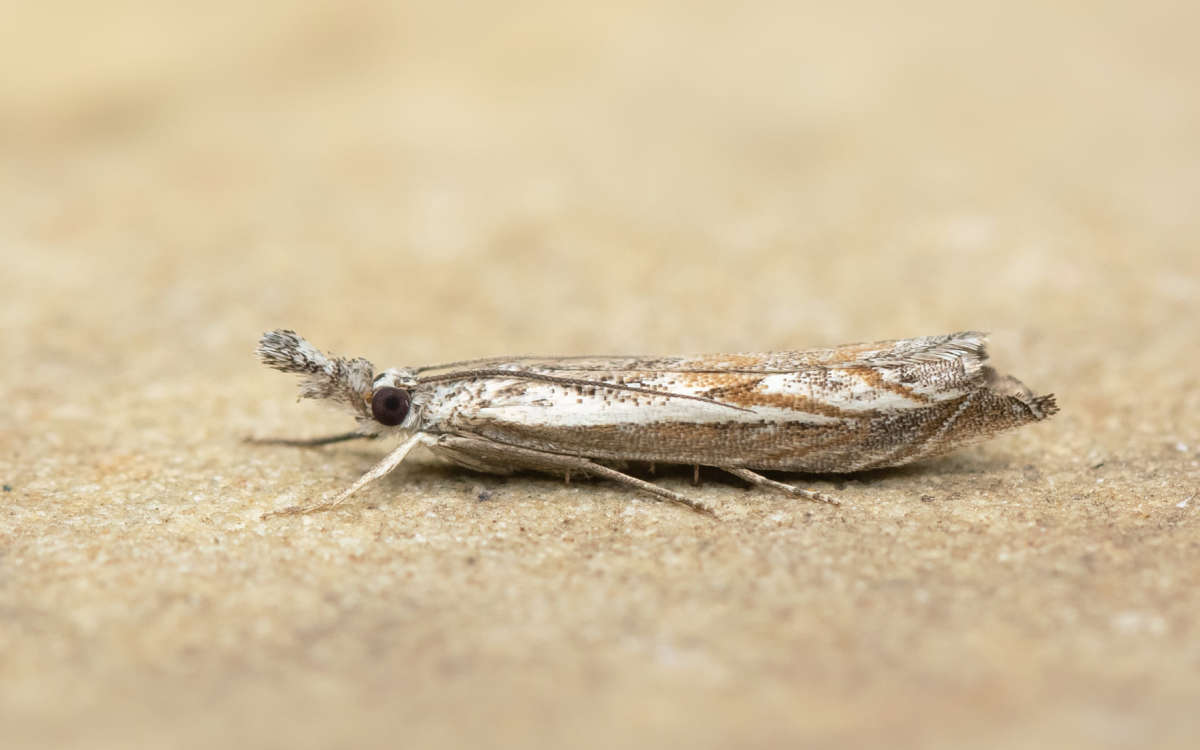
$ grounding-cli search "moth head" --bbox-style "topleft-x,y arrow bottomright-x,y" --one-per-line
257,330 -> 423,431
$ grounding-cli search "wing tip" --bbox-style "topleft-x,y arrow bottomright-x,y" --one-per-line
881,331 -> 989,372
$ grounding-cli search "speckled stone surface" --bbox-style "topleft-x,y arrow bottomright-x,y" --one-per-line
3,3 -> 1198,748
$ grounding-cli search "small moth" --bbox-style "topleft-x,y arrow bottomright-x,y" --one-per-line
253,330 -> 1057,517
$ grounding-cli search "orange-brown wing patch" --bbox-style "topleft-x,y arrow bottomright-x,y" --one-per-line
842,365 -> 935,404
696,377 -> 856,418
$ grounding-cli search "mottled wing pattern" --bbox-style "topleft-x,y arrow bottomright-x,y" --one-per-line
417,333 -> 1057,473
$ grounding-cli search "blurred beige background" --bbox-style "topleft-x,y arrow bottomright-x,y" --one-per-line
2,1 -> 1198,748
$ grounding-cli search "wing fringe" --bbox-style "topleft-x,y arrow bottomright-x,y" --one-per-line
858,331 -> 989,377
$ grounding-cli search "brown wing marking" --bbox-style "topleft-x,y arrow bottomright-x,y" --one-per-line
841,365 -> 936,404
697,377 -> 856,418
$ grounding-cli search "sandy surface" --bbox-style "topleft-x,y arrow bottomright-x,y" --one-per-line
3,2 -> 1198,748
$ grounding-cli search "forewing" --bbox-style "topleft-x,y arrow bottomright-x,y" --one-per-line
419,332 -> 990,427
413,332 -> 1056,472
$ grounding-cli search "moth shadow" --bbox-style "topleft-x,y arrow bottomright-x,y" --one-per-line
379,456 -> 735,502
809,453 -> 1016,489
365,450 -> 1011,506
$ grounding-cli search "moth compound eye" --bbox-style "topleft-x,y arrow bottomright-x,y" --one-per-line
371,387 -> 411,426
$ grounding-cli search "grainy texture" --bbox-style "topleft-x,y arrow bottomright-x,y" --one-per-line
2,2 -> 1198,749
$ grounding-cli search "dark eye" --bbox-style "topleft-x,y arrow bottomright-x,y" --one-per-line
371,387 -> 411,426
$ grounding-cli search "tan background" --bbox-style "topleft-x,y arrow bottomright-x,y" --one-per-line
2,1 -> 1198,747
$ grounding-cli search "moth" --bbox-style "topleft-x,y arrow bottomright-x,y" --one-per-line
253,330 -> 1057,517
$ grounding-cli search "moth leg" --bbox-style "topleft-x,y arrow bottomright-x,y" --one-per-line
263,432 -> 431,519
246,431 -> 377,448
722,467 -> 839,505
434,435 -> 716,516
